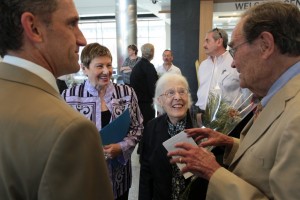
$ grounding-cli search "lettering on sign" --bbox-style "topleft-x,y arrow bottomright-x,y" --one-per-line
233,0 -> 300,11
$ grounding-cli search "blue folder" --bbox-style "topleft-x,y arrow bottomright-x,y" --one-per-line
99,108 -> 130,145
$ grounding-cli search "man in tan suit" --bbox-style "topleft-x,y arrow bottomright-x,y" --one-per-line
168,2 -> 300,199
0,0 -> 113,199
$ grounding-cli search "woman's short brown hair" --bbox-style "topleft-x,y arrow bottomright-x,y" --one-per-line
81,43 -> 112,68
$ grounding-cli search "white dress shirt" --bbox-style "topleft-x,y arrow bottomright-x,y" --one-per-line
156,63 -> 182,77
196,51 -> 241,110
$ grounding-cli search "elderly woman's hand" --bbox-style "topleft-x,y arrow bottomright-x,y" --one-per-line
185,128 -> 234,149
103,143 -> 122,159
167,142 -> 221,180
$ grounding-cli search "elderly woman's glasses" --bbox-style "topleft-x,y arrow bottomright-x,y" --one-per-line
160,88 -> 189,98
229,41 -> 248,58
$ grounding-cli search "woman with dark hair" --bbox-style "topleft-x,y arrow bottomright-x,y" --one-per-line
120,44 -> 141,86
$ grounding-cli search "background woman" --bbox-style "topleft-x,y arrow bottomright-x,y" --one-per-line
139,73 -> 202,200
62,43 -> 143,200
120,44 -> 141,86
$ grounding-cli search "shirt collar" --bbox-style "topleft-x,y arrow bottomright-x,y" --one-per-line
3,55 -> 59,92
86,79 -> 114,98
261,60 -> 300,107
167,115 -> 187,136
209,51 -> 229,63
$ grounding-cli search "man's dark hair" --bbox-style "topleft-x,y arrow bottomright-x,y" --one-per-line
0,0 -> 58,57
163,49 -> 173,56
242,2 -> 300,56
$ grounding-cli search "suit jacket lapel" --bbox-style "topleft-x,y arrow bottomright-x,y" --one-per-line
0,62 -> 61,99
230,75 -> 300,166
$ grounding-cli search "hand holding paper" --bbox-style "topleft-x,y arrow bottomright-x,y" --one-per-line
163,131 -> 197,179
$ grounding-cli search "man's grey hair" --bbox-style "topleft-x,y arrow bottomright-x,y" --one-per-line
141,43 -> 154,60
209,28 -> 228,49
241,2 -> 300,56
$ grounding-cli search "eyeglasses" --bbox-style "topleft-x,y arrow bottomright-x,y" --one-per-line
215,28 -> 223,39
228,41 -> 248,58
160,88 -> 189,98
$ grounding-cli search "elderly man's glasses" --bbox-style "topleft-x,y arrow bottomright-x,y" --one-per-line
229,41 -> 248,58
160,88 -> 189,98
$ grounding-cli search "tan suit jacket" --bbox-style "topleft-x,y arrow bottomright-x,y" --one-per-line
0,63 -> 113,199
206,74 -> 300,199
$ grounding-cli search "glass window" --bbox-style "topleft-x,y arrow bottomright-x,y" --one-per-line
137,21 -> 149,38
102,22 -> 117,38
96,23 -> 103,38
80,23 -> 97,40
68,18 -> 167,86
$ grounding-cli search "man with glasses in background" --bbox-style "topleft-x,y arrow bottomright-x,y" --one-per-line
195,28 -> 242,113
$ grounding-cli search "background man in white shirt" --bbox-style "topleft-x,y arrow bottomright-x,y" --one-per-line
156,49 -> 181,77
196,28 -> 242,112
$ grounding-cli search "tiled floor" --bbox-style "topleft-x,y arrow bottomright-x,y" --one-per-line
128,145 -> 140,200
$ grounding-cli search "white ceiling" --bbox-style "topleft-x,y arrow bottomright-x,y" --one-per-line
74,0 -> 170,17
74,0 -> 240,29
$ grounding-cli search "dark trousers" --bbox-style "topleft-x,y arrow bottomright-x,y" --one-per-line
115,191 -> 129,200
137,102 -> 155,154
139,102 -> 155,128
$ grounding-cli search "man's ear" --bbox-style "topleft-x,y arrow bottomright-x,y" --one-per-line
259,31 -> 275,59
217,38 -> 224,47
21,12 -> 43,43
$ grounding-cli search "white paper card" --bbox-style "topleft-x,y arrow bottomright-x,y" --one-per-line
163,131 -> 197,179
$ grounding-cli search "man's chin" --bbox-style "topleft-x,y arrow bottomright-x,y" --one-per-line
58,65 -> 80,77
239,81 -> 247,89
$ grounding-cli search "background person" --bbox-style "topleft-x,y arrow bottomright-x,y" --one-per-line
62,43 -> 143,200
139,73 -> 203,200
156,49 -> 181,77
0,0 -> 113,199
120,44 -> 141,86
168,2 -> 300,200
195,28 -> 242,112
130,43 -> 158,128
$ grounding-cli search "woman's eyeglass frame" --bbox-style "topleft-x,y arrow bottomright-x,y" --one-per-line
160,88 -> 189,98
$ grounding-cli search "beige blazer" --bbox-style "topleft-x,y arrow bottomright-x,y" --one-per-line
206,74 -> 300,200
0,63 -> 113,199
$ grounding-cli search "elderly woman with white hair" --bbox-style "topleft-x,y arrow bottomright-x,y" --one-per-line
139,73 -> 203,200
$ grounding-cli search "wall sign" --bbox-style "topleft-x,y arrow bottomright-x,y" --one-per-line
215,0 -> 300,12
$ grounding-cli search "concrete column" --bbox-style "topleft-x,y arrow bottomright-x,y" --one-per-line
115,0 -> 137,74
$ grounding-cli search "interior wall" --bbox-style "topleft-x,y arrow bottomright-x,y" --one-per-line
171,0 -> 200,103
199,1 -> 213,63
